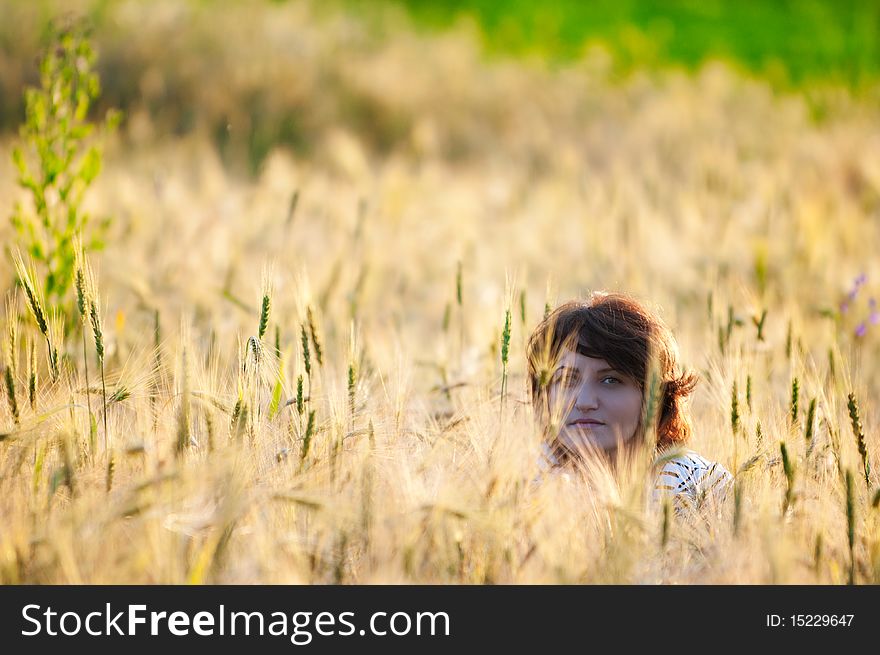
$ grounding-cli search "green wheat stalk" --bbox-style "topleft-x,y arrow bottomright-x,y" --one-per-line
13,253 -> 47,336
258,272 -> 271,341
307,305 -> 323,368
300,409 -> 316,471
730,380 -> 740,435
89,291 -> 108,448
295,374 -> 304,416
780,441 -> 795,515
804,397 -> 816,443
176,345 -> 191,457
5,294 -> 17,379
74,243 -> 96,451
3,364 -> 18,425
106,450 -> 114,493
845,468 -> 855,585
500,306 -> 511,414
14,253 -> 58,382
230,396 -> 244,438
300,323 -> 312,415
27,337 -> 37,412
847,393 -> 870,489
347,321 -> 358,428
348,362 -> 357,423
752,309 -> 767,341
300,324 -> 311,379
456,260 -> 463,308
47,310 -> 62,384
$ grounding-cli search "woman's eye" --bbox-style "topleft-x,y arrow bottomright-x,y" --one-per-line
602,376 -> 621,384
553,374 -> 578,388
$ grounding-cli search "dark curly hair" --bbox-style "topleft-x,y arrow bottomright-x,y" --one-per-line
526,291 -> 697,454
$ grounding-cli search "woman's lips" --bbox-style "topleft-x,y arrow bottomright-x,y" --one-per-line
569,419 -> 605,426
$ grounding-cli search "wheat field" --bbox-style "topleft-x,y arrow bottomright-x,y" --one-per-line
1,0 -> 879,584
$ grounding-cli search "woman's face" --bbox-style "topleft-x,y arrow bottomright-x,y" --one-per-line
545,348 -> 643,457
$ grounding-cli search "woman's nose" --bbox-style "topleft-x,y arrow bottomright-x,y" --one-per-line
575,383 -> 599,409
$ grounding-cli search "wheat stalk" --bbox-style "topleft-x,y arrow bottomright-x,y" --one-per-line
86,262 -> 108,450
258,269 -> 272,341
307,305 -> 323,367
730,379 -> 740,435
5,293 -> 18,379
780,441 -> 795,515
845,468 -> 856,585
300,409 -> 316,471
176,342 -> 191,457
847,393 -> 870,489
499,305 -> 511,419
804,397 -> 816,443
47,310 -> 62,384
347,321 -> 358,429
300,322 -> 312,417
13,252 -> 58,382
74,242 -> 96,451
13,252 -> 48,337
295,373 -> 305,416
27,337 -> 37,412
3,364 -> 18,425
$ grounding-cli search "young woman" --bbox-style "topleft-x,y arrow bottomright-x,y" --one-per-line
526,291 -> 732,511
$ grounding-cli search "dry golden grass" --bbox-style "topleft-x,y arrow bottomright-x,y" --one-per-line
0,0 -> 879,584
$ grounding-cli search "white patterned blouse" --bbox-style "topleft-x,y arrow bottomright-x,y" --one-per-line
651,449 -> 733,511
537,445 -> 733,511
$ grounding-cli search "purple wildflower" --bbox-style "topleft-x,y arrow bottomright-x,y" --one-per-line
846,274 -> 866,302
871,311 -> 880,326
855,322 -> 867,338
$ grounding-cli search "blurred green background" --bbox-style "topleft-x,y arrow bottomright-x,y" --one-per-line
393,0 -> 880,88
397,0 -> 880,88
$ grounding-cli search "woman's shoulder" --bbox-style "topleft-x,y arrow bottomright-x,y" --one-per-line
653,448 -> 732,507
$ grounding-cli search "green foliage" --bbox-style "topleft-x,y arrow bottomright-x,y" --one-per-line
396,0 -> 880,89
8,22 -> 119,326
